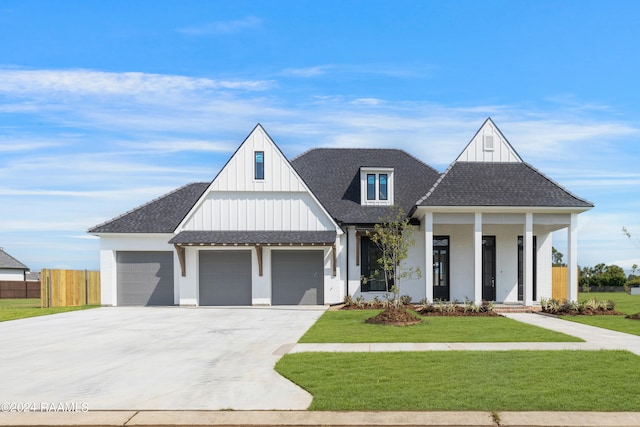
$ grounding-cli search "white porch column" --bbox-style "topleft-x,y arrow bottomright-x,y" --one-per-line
567,213 -> 579,302
424,212 -> 434,302
474,212 -> 483,304
524,213 -> 534,306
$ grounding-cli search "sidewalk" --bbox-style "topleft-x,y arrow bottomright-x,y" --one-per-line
290,313 -> 640,355
3,410 -> 640,427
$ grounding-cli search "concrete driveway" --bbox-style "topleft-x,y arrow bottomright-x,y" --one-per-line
0,306 -> 326,410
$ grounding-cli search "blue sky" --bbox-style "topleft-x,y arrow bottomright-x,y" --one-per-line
1,0 -> 639,271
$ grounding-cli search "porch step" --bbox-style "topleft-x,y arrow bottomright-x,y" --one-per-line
494,305 -> 541,314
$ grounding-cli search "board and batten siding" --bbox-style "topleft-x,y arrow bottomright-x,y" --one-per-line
179,124 -> 337,233
456,119 -> 521,163
182,192 -> 335,231
210,125 -> 307,193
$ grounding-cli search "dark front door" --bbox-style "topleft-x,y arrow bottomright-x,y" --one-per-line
433,236 -> 450,301
482,236 -> 496,301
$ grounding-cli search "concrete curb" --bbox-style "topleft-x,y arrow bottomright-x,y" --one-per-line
2,411 -> 640,427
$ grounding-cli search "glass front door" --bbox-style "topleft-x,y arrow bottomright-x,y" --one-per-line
482,236 -> 496,301
433,236 -> 450,301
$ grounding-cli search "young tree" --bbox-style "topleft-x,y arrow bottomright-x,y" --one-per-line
552,246 -> 566,267
367,207 -> 421,309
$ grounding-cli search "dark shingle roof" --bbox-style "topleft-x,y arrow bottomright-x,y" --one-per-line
89,183 -> 209,233
0,248 -> 29,270
418,162 -> 594,208
291,148 -> 441,224
169,230 -> 337,245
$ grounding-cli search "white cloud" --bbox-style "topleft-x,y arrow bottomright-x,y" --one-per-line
281,65 -> 333,77
177,16 -> 262,35
0,69 -> 272,98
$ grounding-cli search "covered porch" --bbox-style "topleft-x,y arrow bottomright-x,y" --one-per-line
414,208 -> 581,305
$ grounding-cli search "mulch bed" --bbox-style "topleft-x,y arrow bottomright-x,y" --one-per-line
626,313 -> 640,320
364,307 -> 422,326
418,306 -> 499,317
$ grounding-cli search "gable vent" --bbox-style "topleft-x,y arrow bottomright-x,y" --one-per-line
484,135 -> 494,151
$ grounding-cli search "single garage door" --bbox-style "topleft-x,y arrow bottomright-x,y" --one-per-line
116,251 -> 174,306
199,251 -> 252,306
272,250 -> 324,305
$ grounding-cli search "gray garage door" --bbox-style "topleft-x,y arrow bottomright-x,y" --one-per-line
272,250 -> 324,305
116,251 -> 174,306
199,251 -> 252,306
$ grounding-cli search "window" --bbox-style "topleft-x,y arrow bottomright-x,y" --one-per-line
379,174 -> 388,200
360,168 -> 393,205
360,236 -> 388,292
255,151 -> 264,180
366,174 -> 376,200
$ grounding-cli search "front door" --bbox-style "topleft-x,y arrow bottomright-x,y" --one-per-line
433,236 -> 450,301
482,236 -> 496,301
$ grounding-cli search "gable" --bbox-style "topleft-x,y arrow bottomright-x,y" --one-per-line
209,124 -> 308,192
178,124 -> 339,232
456,118 -> 522,163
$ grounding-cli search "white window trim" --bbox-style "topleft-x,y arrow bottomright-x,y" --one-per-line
360,167 -> 394,206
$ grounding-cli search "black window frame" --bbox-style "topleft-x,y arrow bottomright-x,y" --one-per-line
378,173 -> 388,200
360,236 -> 388,292
366,174 -> 376,200
254,151 -> 265,180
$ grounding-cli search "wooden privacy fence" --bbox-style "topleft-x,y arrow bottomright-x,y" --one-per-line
0,281 -> 40,299
552,266 -> 570,301
40,269 -> 100,307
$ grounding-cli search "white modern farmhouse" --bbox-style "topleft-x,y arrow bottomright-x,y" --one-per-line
90,119 -> 593,307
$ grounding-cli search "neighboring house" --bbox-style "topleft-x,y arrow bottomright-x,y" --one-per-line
89,118 -> 593,307
0,247 -> 29,281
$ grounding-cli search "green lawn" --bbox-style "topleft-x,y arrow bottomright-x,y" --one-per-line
276,350 -> 640,411
0,298 -> 98,322
299,310 -> 582,343
560,292 -> 640,336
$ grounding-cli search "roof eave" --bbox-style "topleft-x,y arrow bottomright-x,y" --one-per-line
412,205 -> 594,215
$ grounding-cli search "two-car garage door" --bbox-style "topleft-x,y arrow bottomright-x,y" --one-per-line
198,250 -> 324,305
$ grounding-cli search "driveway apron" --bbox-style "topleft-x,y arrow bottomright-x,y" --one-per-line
0,306 -> 326,410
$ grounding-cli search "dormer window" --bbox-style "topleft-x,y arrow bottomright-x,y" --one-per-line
255,151 -> 264,180
361,167 -> 393,205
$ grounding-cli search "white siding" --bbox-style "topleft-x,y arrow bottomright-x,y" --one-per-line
182,192 -> 334,231
210,126 -> 306,193
0,270 -> 25,281
456,119 -> 522,163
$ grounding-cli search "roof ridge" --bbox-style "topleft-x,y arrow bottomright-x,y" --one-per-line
88,182 -> 208,233
291,147 -> 439,173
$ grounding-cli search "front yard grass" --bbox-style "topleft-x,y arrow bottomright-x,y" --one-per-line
560,292 -> 640,336
0,298 -> 98,322
276,350 -> 640,411
299,310 -> 582,343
